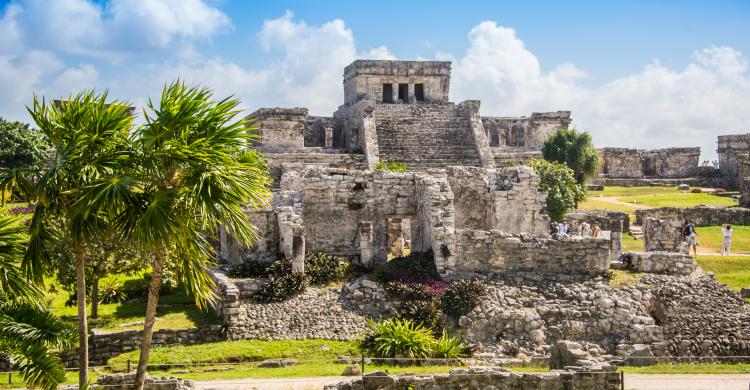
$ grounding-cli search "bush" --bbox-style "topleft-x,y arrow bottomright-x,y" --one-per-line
305,252 -> 348,285
251,259 -> 308,303
442,280 -> 487,319
384,280 -> 448,301
359,318 -> 435,359
373,251 -> 439,283
431,330 -> 469,358
144,267 -> 179,295
373,161 -> 407,173
394,300 -> 444,332
528,158 -> 585,222
98,278 -> 127,304
227,260 -> 271,278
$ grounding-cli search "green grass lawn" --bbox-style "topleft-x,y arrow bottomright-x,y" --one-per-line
617,193 -> 738,208
578,198 -> 638,213
589,186 -> 684,197
695,255 -> 750,294
621,363 -> 750,374
695,226 -> 750,254
45,273 -> 219,332
621,233 -> 643,252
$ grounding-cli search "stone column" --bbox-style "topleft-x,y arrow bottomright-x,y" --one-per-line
358,221 -> 374,267
291,230 -> 305,274
610,220 -> 622,261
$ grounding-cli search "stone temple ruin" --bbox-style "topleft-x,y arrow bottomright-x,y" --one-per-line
206,60 -> 750,378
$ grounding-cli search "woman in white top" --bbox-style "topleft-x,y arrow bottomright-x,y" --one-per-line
722,224 -> 733,256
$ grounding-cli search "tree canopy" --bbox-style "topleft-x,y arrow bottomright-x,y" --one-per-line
542,128 -> 599,184
0,118 -> 50,171
528,159 -> 585,222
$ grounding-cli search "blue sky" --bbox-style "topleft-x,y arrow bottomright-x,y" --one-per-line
1,0 -> 749,159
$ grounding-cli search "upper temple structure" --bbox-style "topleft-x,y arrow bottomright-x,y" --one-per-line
248,60 -> 571,182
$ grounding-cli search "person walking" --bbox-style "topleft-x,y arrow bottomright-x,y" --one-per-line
685,220 -> 699,256
722,224 -> 733,256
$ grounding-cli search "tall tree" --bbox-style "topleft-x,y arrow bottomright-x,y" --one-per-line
24,92 -> 134,388
0,212 -> 78,390
84,82 -> 270,389
542,128 -> 599,184
0,118 -> 50,204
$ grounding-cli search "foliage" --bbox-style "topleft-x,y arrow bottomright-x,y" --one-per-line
542,128 -> 599,184
373,161 -> 407,173
384,280 -> 448,301
373,251 -> 439,283
226,260 -> 271,278
305,252 -> 349,285
441,280 -> 487,319
431,330 -> 469,358
0,118 -> 51,203
96,278 -> 128,304
251,259 -> 308,303
393,300 -> 444,332
528,159 -> 585,222
359,318 -> 435,359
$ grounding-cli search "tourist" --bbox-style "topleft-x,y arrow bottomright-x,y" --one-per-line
685,219 -> 699,256
722,224 -> 733,256
591,224 -> 601,238
581,222 -> 591,237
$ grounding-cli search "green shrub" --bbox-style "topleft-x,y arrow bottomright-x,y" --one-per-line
305,252 -> 349,285
251,259 -> 308,303
373,161 -> 407,173
144,267 -> 179,295
359,318 -> 435,359
98,278 -> 128,304
394,300 -> 443,332
442,280 -> 486,319
431,330 -> 469,358
227,260 -> 272,278
528,158 -> 585,222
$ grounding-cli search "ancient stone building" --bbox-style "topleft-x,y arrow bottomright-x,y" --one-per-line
597,147 -> 700,179
247,60 -> 570,179
718,134 -> 750,188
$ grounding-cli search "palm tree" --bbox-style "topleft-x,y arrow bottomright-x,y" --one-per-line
24,92 -> 134,388
84,82 -> 270,389
542,128 -> 599,184
0,212 -> 78,390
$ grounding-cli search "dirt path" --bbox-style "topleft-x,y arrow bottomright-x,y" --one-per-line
625,373 -> 750,390
194,374 -> 750,390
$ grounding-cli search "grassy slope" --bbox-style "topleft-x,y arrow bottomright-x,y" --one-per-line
621,233 -> 644,252
695,226 -> 750,254
45,273 -> 219,332
695,255 -> 750,293
578,198 -> 638,213
618,193 -> 738,208
580,186 -> 737,213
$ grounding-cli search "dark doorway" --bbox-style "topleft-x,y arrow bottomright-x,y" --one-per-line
490,128 -> 500,146
414,84 -> 425,101
398,83 -> 408,102
382,84 -> 393,103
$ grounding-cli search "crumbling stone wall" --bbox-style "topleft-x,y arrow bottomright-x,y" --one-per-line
635,205 -> 750,226
304,116 -> 334,147
738,153 -> 750,206
625,251 -> 697,276
481,111 -> 571,149
718,134 -> 750,187
325,367 -> 621,390
248,108 -> 307,151
598,147 -> 700,178
264,152 -> 368,184
565,210 -> 629,233
642,218 -> 684,253
492,166 -> 550,235
447,231 -> 609,278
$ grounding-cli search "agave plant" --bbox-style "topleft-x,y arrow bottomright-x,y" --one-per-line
431,330 -> 469,358
360,318 -> 435,359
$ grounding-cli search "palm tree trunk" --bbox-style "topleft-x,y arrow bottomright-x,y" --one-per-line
74,246 -> 89,388
134,252 -> 166,389
91,274 -> 99,320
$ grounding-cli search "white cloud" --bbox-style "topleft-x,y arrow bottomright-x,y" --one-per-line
0,0 -> 231,58
448,21 -> 750,160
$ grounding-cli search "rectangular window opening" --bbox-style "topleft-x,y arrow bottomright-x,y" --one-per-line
414,83 -> 425,101
382,84 -> 393,103
398,83 -> 408,103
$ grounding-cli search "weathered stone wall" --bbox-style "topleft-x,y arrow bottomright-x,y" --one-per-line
248,108 -> 307,152
56,326 -> 224,368
601,176 -> 728,187
738,153 -> 750,206
492,166 -> 550,235
625,251 -> 698,276
718,134 -> 750,187
264,151 -> 367,184
635,205 -> 750,226
642,218 -> 684,253
565,210 -> 629,233
304,116 -> 334,147
62,373 -> 195,390
343,60 -> 451,104
325,367 -> 621,390
598,147 -> 700,178
447,231 -> 610,278
481,111 -> 571,149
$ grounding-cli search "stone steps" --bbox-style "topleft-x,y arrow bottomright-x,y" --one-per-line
373,104 -> 482,169
630,225 -> 644,240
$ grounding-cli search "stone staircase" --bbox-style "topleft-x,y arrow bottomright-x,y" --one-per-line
373,103 -> 482,169
630,224 -> 644,240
